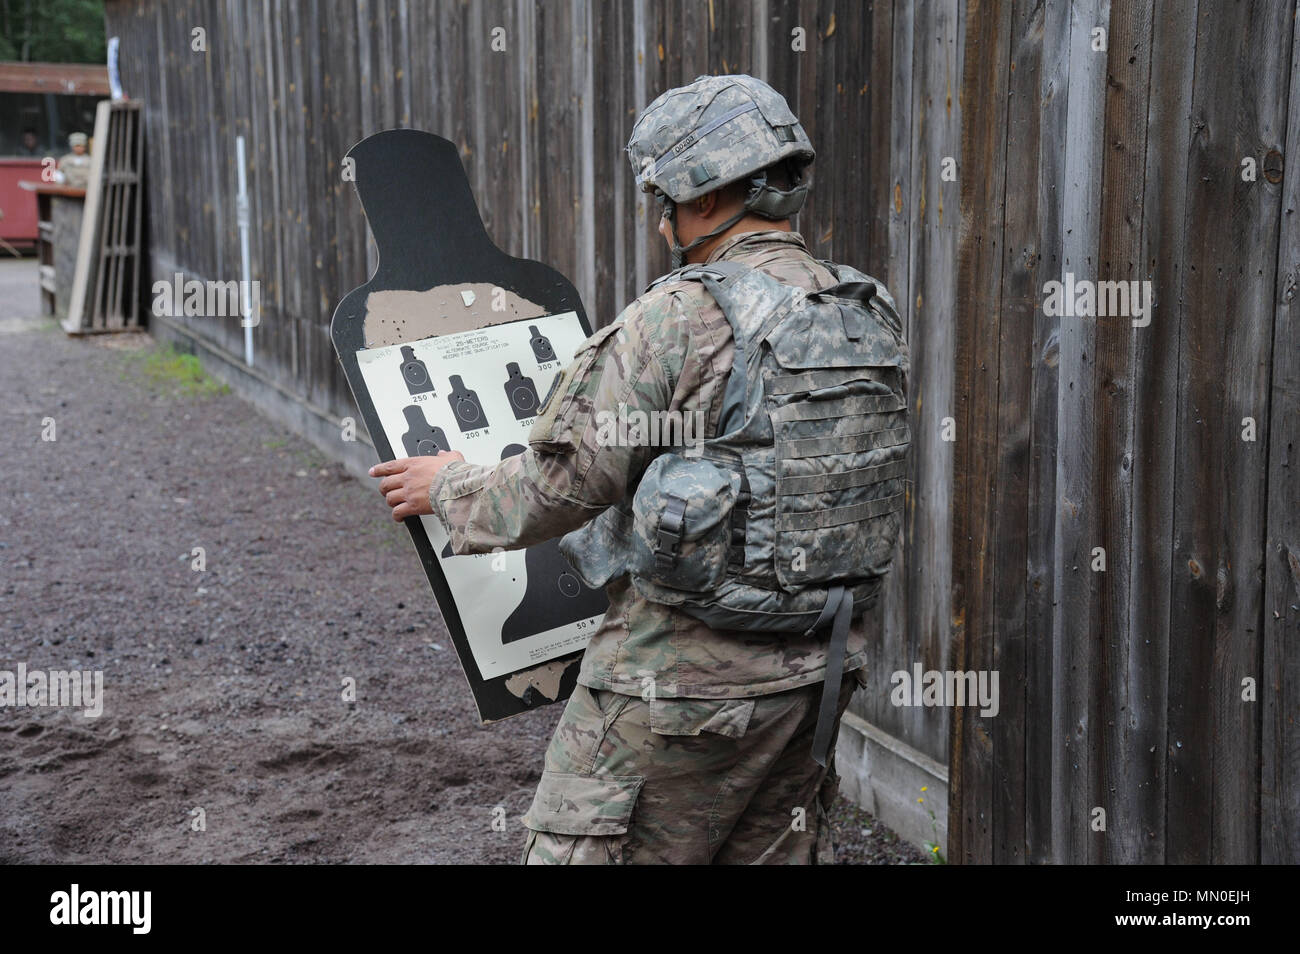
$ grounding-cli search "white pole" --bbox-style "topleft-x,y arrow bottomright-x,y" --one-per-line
235,136 -> 254,367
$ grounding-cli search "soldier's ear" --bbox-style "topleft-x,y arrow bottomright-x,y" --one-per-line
696,191 -> 718,217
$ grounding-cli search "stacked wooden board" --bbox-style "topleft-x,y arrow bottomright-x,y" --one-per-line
65,99 -> 144,333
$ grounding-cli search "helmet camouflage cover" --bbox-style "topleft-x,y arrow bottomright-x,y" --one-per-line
627,74 -> 814,206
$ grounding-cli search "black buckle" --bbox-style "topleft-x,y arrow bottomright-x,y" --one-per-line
654,496 -> 687,571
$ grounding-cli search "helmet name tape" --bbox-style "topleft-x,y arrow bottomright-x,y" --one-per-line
649,101 -> 759,179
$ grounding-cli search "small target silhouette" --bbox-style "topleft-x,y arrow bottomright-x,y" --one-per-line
400,405 -> 450,457
528,325 -> 555,363
447,374 -> 487,431
399,345 -> 434,394
503,362 -> 540,419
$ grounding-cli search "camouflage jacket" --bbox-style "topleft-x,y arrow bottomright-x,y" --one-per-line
428,230 -> 870,699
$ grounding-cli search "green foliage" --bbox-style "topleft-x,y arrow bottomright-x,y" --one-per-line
0,0 -> 107,64
126,344 -> 228,398
918,786 -> 948,864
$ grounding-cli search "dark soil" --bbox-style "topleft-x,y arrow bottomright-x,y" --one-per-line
0,304 -> 923,865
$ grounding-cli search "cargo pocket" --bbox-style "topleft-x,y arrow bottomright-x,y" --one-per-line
521,771 -> 645,865
649,697 -> 755,739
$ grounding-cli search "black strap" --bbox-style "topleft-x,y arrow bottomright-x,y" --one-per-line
727,470 -> 751,571
803,585 -> 843,638
816,281 -> 877,306
811,586 -> 853,768
654,495 -> 687,572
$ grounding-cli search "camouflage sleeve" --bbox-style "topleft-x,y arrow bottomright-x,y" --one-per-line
426,302 -> 674,554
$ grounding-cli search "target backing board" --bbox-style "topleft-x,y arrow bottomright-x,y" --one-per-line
331,129 -> 608,722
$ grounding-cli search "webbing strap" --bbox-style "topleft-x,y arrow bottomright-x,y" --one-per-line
655,495 -> 687,571
811,586 -> 854,767
728,470 -> 751,571
772,393 -> 905,423
779,425 -> 911,460
673,260 -> 747,285
803,585 -> 844,638
752,288 -> 800,348
768,368 -> 880,395
777,458 -> 908,495
695,265 -> 799,437
777,490 -> 904,532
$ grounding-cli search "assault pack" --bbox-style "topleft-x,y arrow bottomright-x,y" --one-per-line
560,261 -> 910,764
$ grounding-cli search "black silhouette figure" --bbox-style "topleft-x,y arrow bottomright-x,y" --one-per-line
503,362 -> 541,419
447,374 -> 487,431
496,444 -> 608,644
400,405 -> 451,457
399,344 -> 434,394
528,325 -> 555,363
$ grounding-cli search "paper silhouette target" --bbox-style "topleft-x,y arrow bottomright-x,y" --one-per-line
331,129 -> 606,723
503,363 -> 541,419
528,325 -> 556,363
447,374 -> 488,431
400,406 -> 450,457
399,345 -> 434,394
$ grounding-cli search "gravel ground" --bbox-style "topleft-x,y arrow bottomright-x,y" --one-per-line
0,264 -> 925,865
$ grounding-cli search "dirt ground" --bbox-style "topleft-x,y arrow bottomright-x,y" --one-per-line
0,265 -> 925,865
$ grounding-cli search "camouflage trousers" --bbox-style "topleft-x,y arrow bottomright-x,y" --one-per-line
520,672 -> 863,864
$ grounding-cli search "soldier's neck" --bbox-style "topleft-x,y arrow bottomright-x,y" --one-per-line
685,215 -> 792,264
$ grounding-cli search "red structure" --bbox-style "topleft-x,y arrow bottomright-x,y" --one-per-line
0,61 -> 109,249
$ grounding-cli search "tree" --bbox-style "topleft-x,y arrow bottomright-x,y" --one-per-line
0,0 -> 106,64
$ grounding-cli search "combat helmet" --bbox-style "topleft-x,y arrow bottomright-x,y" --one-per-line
627,74 -> 814,268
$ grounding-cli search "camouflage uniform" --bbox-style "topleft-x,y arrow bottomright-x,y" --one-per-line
58,132 -> 92,190
429,229 -> 871,864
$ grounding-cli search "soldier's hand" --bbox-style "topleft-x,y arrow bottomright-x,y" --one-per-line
370,452 -> 466,522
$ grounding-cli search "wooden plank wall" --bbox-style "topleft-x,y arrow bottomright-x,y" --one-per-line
950,0 -> 1300,863
103,0 -> 957,766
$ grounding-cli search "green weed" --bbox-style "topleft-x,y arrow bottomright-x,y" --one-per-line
125,344 -> 228,397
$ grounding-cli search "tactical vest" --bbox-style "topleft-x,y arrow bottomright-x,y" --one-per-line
559,260 -> 909,764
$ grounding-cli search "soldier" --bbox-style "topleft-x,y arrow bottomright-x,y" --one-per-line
58,132 -> 92,189
371,74 -> 908,864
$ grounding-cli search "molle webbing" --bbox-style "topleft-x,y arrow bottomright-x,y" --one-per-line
767,368 -> 881,396
776,492 -> 905,532
777,424 -> 910,459
771,393 -> 904,422
776,458 -> 907,495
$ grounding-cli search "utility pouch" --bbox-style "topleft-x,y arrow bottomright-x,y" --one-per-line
627,453 -> 738,592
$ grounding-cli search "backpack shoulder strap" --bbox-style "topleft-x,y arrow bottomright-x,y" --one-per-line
644,259 -> 748,293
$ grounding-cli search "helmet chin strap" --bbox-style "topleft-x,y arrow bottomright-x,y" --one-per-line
662,197 -> 750,270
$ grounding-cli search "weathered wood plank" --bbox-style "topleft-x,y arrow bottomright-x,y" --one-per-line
1261,0 -> 1300,868
983,0 -> 1049,864
950,0 -> 1011,864
1018,0 -> 1069,866
1122,0 -> 1196,866
1168,0 -> 1290,864
1090,0 -> 1151,865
